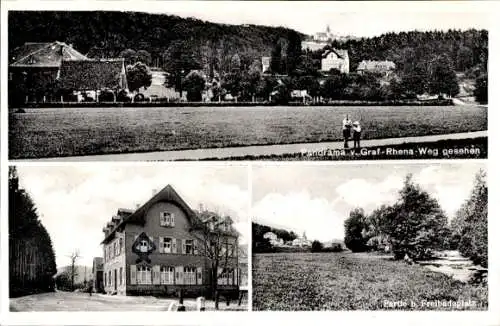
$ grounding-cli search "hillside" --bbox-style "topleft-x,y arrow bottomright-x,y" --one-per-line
8,11 -> 304,68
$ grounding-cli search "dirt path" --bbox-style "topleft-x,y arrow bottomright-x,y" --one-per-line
14,130 -> 486,162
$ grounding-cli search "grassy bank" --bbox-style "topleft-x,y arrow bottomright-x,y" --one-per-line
208,137 -> 487,161
253,252 -> 487,310
9,105 -> 486,159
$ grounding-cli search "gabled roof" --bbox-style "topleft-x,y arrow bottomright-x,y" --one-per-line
9,41 -> 89,67
59,59 -> 127,90
102,184 -> 199,244
322,48 -> 348,59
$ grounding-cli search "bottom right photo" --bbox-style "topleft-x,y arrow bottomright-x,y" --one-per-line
251,161 -> 487,311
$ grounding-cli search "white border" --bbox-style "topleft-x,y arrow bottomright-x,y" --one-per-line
2,1 -> 500,326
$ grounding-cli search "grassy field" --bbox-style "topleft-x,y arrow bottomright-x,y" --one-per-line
10,291 -> 247,311
252,252 -> 487,311
9,105 -> 486,158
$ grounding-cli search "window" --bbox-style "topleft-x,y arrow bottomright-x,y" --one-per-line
119,267 -> 123,285
160,266 -> 175,284
184,267 -> 196,285
227,243 -> 234,257
218,268 -> 235,285
9,73 -> 13,81
108,271 -> 111,286
104,273 -> 107,287
137,265 -> 152,285
114,242 -> 117,257
185,239 -> 194,254
160,237 -> 172,253
119,238 -> 123,254
160,211 -> 175,227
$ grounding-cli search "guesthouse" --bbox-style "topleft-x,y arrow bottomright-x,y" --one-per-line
101,185 -> 240,297
321,48 -> 349,74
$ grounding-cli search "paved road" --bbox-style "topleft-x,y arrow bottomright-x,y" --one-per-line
15,130 -> 487,161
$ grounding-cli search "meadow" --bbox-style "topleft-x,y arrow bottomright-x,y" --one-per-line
9,105 -> 487,159
252,252 -> 488,311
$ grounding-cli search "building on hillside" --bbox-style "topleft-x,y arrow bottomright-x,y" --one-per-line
8,41 -> 89,103
92,257 -> 104,293
263,231 -> 285,246
101,185 -> 240,297
321,49 -> 349,74
356,60 -> 396,76
262,57 -> 270,73
301,41 -> 329,52
292,232 -> 312,247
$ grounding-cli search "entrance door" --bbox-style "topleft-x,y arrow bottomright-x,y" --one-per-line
114,270 -> 117,291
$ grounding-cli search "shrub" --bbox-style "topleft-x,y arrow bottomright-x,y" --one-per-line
344,208 -> 369,252
311,240 -> 324,252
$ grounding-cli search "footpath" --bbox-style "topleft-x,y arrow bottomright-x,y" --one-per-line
17,130 -> 486,161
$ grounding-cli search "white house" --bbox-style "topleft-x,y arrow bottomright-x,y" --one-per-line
292,232 -> 312,247
321,49 -> 349,74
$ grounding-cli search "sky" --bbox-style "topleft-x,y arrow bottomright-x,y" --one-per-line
252,162 -> 486,243
153,2 -> 489,37
16,164 -> 249,268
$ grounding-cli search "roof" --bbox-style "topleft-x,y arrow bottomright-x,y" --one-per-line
102,184 -> 200,244
322,48 -> 348,59
9,41 -> 89,68
357,60 -> 396,72
59,59 -> 127,90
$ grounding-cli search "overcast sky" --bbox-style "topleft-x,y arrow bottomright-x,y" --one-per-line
16,164 -> 249,268
155,2 -> 489,37
252,162 -> 486,243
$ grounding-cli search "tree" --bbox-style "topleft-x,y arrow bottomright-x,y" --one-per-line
428,55 -> 460,97
136,50 -> 152,66
182,70 -> 206,102
193,209 -> 239,310
311,240 -> 324,252
9,167 -> 57,297
162,40 -> 203,93
385,174 -> 449,260
270,41 -> 283,74
344,208 -> 369,252
126,62 -> 152,93
119,48 -> 137,66
452,170 -> 487,267
68,250 -> 81,291
474,74 -> 488,104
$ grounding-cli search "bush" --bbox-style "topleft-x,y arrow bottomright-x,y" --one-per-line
311,240 -> 324,252
99,90 -> 115,102
474,74 -> 488,104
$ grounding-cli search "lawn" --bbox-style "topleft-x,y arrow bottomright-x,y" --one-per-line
252,252 -> 488,311
9,105 -> 487,159
10,291 -> 247,311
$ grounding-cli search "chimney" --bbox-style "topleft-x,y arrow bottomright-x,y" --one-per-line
152,189 -> 158,197
135,203 -> 140,209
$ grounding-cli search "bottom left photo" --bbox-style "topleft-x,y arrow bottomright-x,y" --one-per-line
7,164 -> 249,311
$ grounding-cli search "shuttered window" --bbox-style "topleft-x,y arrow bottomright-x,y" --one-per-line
137,265 -> 152,285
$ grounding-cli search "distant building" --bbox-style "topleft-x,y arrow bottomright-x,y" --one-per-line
357,60 -> 396,76
101,185 -> 240,296
263,232 -> 285,246
292,232 -> 312,247
262,57 -> 270,73
92,257 -> 104,293
301,41 -> 329,52
321,49 -> 349,73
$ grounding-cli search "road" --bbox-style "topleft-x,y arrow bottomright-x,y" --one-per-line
14,130 -> 487,161
10,291 -> 246,311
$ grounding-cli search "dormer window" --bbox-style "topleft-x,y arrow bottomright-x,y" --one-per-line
160,211 -> 175,227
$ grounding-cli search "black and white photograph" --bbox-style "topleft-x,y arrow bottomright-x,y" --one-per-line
8,164 -> 249,311
7,5 -> 488,161
252,162 -> 488,310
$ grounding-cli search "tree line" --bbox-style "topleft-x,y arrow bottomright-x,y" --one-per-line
9,167 -> 57,297
344,170 -> 487,267
252,222 -> 298,253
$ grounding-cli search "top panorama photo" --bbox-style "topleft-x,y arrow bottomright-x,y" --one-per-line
7,9 -> 488,161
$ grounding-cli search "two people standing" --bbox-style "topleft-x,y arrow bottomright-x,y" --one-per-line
342,114 -> 362,149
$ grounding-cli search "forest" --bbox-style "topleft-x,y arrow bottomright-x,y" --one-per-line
252,222 -> 298,253
9,167 -> 57,297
